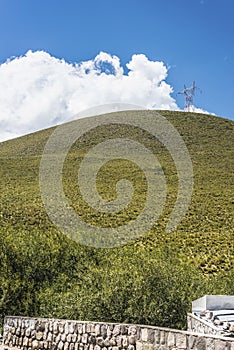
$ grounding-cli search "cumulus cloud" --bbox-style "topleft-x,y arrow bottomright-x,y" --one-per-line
0,50 -> 204,142
189,105 -> 215,115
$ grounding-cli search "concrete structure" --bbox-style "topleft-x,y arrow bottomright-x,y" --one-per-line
192,296 -> 234,314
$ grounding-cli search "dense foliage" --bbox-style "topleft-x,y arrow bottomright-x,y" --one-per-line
0,111 -> 233,333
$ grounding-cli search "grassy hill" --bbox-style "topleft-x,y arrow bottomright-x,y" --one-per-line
0,110 -> 233,330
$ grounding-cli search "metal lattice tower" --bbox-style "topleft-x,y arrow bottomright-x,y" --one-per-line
177,81 -> 201,111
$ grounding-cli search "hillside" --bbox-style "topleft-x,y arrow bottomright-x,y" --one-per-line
0,110 -> 233,330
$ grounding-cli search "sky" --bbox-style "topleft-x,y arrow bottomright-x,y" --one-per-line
0,0 -> 234,141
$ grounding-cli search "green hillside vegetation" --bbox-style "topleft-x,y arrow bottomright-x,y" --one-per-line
0,110 -> 233,331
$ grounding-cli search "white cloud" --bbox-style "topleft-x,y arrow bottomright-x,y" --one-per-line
0,50 -> 208,142
188,105 -> 215,115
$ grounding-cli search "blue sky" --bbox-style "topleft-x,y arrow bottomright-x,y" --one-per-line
0,0 -> 233,140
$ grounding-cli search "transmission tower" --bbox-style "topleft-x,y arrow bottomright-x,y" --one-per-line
177,81 -> 201,111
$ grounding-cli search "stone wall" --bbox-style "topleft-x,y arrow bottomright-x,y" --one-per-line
2,316 -> 234,350
187,314 -> 222,336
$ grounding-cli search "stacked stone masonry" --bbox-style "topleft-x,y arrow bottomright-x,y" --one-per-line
2,316 -> 234,350
187,314 -> 221,336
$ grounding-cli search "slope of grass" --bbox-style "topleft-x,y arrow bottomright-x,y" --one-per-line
0,110 -> 233,330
